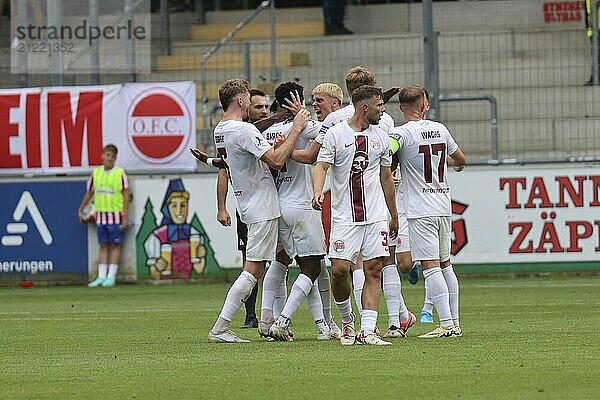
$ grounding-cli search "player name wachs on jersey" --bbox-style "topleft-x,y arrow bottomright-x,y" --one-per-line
421,130 -> 441,139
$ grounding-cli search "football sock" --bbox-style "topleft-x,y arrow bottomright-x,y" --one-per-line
107,264 -> 118,280
278,274 -> 313,329
318,261 -> 334,324
442,265 -> 460,327
382,264 -> 401,327
214,271 -> 256,332
352,268 -> 365,314
261,260 -> 286,322
422,279 -> 434,315
97,263 -> 108,280
307,281 -> 326,325
334,297 -> 354,324
273,264 -> 288,319
423,267 -> 453,328
244,283 -> 258,318
360,309 -> 378,336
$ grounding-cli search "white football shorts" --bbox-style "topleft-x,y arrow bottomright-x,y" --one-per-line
328,220 -> 389,263
246,217 -> 279,262
389,212 -> 410,253
277,207 -> 326,259
408,216 -> 451,262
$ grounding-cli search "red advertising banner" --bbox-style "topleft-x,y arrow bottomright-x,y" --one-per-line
0,81 -> 196,175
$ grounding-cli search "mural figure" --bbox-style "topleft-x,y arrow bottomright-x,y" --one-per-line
138,178 -> 218,280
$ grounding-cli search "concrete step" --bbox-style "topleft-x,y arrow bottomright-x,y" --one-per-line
155,51 -> 309,72
191,20 -> 324,41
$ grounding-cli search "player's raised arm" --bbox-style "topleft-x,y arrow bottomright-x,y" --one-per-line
260,109 -> 310,170
189,147 -> 228,169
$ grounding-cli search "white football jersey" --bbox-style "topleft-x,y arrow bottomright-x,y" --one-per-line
213,120 -> 280,224
262,119 -> 321,209
390,119 -> 459,218
317,120 -> 392,225
316,104 -> 395,144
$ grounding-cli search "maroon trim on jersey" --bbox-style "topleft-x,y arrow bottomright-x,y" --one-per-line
349,135 -> 369,223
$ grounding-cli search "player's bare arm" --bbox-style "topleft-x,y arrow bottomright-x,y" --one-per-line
380,166 -> 398,239
189,147 -> 228,169
260,108 -> 310,170
216,168 -> 231,226
382,86 -> 401,104
311,161 -> 330,210
290,140 -> 321,164
121,187 -> 130,229
448,148 -> 466,172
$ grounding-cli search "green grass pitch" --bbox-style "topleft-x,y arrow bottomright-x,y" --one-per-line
1,275 -> 598,399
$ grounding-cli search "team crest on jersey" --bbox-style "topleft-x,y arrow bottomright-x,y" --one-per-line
371,138 -> 381,150
332,240 -> 345,252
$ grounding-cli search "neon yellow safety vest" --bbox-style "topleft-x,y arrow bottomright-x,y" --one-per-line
92,166 -> 124,212
587,0 -> 600,38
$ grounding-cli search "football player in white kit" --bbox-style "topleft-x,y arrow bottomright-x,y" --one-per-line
207,78 -> 310,343
390,85 -> 466,338
257,82 -> 332,341
313,85 -> 399,346
292,67 -> 407,334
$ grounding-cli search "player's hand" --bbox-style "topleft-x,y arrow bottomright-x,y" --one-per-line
292,108 -> 310,131
217,209 -> 231,226
282,90 -> 306,116
77,210 -> 84,224
383,86 -> 401,104
121,216 -> 129,229
452,164 -> 464,172
189,147 -> 209,163
393,176 -> 400,188
312,192 -> 324,210
388,216 -> 399,240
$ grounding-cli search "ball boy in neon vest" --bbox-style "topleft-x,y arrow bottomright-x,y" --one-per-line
78,144 -> 130,287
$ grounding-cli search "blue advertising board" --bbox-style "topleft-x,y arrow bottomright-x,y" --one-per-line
0,181 -> 88,281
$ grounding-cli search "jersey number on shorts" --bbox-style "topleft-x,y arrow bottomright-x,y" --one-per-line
380,231 -> 389,247
418,143 -> 446,183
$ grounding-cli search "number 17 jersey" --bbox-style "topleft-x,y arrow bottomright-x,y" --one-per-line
390,119 -> 459,219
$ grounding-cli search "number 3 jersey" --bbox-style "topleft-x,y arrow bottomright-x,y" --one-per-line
213,119 -> 280,224
389,119 -> 459,219
317,120 -> 392,226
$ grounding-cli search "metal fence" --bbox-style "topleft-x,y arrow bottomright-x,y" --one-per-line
1,0 -> 599,165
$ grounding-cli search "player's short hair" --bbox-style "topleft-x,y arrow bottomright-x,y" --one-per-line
219,78 -> 251,111
249,88 -> 266,99
103,144 -> 118,155
345,66 -> 376,97
351,85 -> 383,106
312,83 -> 344,104
274,81 -> 304,108
399,85 -> 426,109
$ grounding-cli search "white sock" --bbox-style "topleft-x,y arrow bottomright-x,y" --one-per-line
422,278 -> 434,314
423,267 -> 453,328
107,264 -> 119,280
214,271 -> 257,332
278,274 -> 313,329
318,261 -> 333,324
382,265 -> 401,327
352,268 -> 365,314
260,260 -> 286,322
307,281 -> 326,326
334,297 -> 353,324
442,265 -> 460,327
97,263 -> 108,280
273,269 -> 288,319
360,309 -> 378,335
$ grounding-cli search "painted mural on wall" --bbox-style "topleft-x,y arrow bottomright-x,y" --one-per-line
136,178 -> 221,280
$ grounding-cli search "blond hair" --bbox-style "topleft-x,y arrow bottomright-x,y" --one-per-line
312,82 -> 344,104
399,85 -> 426,109
219,78 -> 251,111
345,66 -> 376,97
